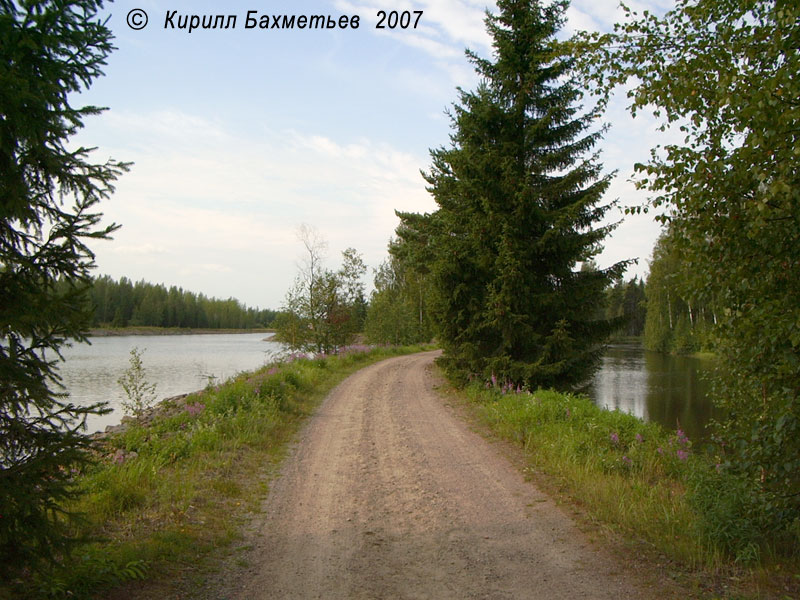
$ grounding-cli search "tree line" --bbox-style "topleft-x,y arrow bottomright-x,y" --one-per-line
641,232 -> 716,354
88,275 -> 277,329
4,0 -> 797,588
362,243 -> 646,348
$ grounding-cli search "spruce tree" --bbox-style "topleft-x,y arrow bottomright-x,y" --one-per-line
397,0 -> 629,389
1,0 -> 128,581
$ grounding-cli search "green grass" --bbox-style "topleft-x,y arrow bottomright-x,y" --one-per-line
16,346 -> 797,599
20,344 -> 431,600
465,386 -> 708,561
457,383 -> 799,598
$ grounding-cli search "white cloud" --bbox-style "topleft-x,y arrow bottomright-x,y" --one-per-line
335,0 -> 494,56
80,109 -> 434,308
76,0 -> 679,308
109,243 -> 168,256
564,5 -> 603,34
567,0 -> 676,34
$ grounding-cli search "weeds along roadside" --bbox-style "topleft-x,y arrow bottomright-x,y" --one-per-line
457,382 -> 799,598
19,344 -> 432,600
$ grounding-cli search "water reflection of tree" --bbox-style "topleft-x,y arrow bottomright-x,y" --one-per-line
644,351 -> 717,441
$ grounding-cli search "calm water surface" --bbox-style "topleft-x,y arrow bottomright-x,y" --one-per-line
60,338 -> 717,440
587,343 -> 720,442
58,333 -> 284,433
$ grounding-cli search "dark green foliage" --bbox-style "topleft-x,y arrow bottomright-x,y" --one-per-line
88,275 -> 277,329
0,0 -> 127,581
605,276 -> 646,338
364,237 -> 434,345
575,0 -> 800,548
34,554 -> 147,600
643,232 -> 715,354
398,0 -> 629,389
687,466 -> 773,563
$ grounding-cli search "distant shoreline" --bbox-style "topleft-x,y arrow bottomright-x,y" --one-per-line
88,327 -> 276,338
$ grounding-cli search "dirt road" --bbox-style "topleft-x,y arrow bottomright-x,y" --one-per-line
222,351 -> 656,599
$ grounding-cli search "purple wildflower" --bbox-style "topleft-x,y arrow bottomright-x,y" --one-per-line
610,432 -> 619,445
336,344 -> 372,357
622,456 -> 632,466
676,429 -> 690,447
676,449 -> 689,461
186,402 -> 205,416
635,433 -> 643,444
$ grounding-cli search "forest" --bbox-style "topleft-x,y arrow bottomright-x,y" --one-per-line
87,275 -> 277,330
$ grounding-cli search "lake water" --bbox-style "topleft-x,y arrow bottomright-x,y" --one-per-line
56,336 -> 717,440
586,343 -> 720,442
57,333 -> 284,433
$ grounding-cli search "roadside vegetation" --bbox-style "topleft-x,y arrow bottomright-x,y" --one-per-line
456,382 -> 799,597
4,0 -> 797,597
574,0 -> 800,566
3,344 -> 430,599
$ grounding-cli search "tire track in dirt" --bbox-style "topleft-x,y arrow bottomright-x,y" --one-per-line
223,351 -> 658,599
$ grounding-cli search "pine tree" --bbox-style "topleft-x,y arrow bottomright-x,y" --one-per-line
0,0 -> 128,581
397,0 -> 629,389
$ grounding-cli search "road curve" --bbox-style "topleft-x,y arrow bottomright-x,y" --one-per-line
225,350 -> 655,599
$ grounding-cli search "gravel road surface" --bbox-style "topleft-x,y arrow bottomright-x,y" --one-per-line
221,350 -> 657,599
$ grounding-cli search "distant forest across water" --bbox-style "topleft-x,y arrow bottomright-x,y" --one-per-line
87,275 -> 277,329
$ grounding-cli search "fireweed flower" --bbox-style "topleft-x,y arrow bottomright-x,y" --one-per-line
675,429 -> 690,447
186,402 -> 205,416
610,432 -> 619,445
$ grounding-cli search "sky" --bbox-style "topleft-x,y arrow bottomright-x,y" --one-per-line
73,0 -> 677,310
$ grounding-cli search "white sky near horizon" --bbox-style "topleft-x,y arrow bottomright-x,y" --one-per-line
73,0 -> 677,310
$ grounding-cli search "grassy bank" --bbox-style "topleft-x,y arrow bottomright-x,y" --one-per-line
14,344 -> 430,600
456,383 -> 799,598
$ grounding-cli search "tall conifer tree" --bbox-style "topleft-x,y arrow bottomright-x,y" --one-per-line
397,0 -> 629,389
1,0 -> 127,579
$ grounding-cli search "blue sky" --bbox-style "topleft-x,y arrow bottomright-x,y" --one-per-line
75,0 -> 675,309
